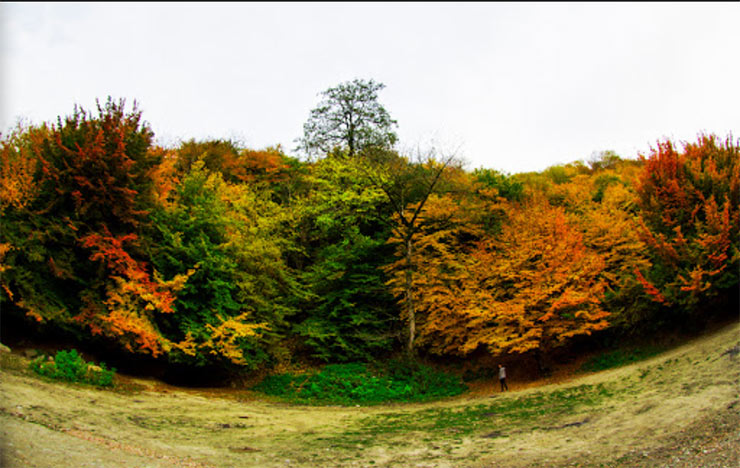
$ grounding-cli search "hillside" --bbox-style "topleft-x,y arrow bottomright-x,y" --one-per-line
1,321 -> 738,468
4,108 -> 737,378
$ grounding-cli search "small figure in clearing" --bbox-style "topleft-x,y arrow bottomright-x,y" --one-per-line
498,364 -> 509,392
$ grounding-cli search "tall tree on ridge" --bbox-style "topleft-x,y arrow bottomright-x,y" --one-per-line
297,78 -> 398,158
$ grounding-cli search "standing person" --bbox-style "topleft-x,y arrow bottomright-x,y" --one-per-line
498,364 -> 509,392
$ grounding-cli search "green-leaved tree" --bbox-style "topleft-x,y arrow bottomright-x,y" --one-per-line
297,79 -> 398,158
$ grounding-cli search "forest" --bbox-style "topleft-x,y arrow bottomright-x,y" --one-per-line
0,81 -> 738,384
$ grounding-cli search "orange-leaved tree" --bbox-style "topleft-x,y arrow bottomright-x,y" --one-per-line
545,158 -> 656,332
465,196 -> 609,372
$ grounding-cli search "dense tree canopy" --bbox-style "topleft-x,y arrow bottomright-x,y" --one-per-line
291,151 -> 397,362
634,135 -> 739,324
1,93 -> 734,378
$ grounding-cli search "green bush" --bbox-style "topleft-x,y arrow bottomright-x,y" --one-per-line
29,349 -> 116,387
253,360 -> 467,405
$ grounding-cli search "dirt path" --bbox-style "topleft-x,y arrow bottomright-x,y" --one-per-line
1,322 -> 738,467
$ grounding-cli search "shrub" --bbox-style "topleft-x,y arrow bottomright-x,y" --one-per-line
253,360 -> 467,405
29,349 -> 116,387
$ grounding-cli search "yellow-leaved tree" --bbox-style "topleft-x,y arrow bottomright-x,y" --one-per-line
383,192 -> 485,356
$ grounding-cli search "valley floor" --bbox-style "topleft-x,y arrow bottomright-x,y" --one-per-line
1,322 -> 738,468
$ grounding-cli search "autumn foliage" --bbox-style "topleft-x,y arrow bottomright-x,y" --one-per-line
1,97 -> 735,376
387,193 -> 609,362
634,135 -> 739,319
467,197 -> 609,356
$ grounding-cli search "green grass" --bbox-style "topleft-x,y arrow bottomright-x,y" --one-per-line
253,361 -> 467,405
316,382 -> 617,450
579,346 -> 664,373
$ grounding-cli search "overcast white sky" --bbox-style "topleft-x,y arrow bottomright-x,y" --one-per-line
2,2 -> 738,174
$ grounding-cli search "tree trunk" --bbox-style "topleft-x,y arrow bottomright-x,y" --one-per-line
404,236 -> 416,359
534,347 -> 552,377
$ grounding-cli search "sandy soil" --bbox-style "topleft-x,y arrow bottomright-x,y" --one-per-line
1,322 -> 738,468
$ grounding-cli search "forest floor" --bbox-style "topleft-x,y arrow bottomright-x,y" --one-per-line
0,321 -> 738,468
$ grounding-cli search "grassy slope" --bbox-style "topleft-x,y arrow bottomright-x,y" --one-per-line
1,321 -> 738,468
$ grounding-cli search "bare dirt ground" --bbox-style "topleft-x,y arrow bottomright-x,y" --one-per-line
1,322 -> 738,468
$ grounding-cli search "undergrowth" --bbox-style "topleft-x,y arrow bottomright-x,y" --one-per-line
579,346 -> 664,373
253,360 -> 467,405
29,349 -> 116,387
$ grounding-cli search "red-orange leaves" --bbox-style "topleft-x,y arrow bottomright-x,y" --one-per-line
635,134 -> 739,311
633,267 -> 667,304
78,228 -> 192,356
81,229 -> 192,314
81,231 -> 139,274
37,99 -> 157,232
226,147 -> 291,185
